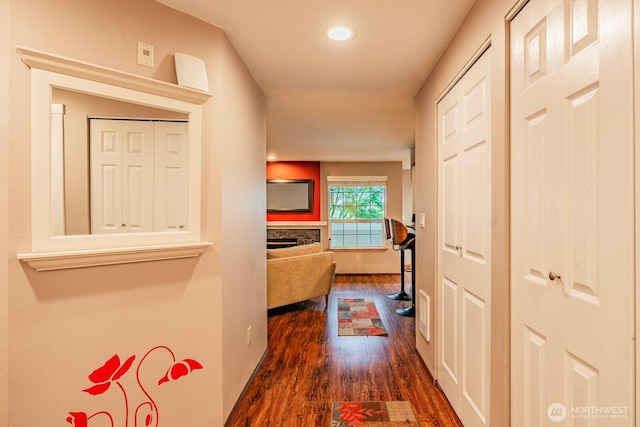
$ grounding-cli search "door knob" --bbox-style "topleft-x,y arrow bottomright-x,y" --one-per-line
548,271 -> 561,281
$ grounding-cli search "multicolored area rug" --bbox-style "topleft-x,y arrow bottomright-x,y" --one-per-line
337,298 -> 387,336
331,401 -> 418,427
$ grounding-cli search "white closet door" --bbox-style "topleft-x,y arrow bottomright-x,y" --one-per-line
153,121 -> 189,232
90,119 -> 154,234
437,47 -> 492,427
121,121 -> 154,232
90,119 -> 123,234
511,0 -> 634,425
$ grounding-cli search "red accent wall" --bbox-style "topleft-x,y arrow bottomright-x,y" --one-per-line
266,161 -> 321,222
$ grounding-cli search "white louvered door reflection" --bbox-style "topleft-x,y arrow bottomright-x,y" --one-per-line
510,0 -> 634,425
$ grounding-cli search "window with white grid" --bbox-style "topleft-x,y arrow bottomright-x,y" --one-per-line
328,176 -> 386,249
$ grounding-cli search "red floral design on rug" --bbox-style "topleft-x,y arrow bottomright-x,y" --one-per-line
338,298 -> 388,336
331,401 -> 418,427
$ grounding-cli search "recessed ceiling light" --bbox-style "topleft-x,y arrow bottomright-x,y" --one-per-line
267,155 -> 277,161
326,26 -> 355,41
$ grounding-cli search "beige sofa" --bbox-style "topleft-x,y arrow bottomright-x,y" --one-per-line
266,242 -> 336,309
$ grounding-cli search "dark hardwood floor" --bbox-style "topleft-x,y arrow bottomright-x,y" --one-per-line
225,274 -> 463,427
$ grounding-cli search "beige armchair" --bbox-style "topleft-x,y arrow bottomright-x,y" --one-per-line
266,243 -> 336,309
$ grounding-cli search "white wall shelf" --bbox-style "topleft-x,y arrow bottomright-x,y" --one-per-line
17,242 -> 212,271
16,46 -> 212,104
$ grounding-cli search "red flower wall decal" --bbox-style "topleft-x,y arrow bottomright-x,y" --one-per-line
83,354 -> 135,395
66,412 -> 88,427
158,358 -> 203,385
66,410 -> 114,427
67,346 -> 203,427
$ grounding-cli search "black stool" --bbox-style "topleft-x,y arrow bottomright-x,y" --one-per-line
385,218 -> 411,301
388,218 -> 415,317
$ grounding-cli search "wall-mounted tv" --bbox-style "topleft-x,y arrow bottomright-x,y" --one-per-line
267,179 -> 314,213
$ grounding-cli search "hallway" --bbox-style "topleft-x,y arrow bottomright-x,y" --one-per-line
225,274 -> 462,426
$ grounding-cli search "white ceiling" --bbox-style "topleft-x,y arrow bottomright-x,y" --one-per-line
157,0 -> 477,167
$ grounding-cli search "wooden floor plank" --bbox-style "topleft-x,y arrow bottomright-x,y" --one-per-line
225,274 -> 462,427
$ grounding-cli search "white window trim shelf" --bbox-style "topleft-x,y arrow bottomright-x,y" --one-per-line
16,46 -> 213,271
17,242 -> 212,271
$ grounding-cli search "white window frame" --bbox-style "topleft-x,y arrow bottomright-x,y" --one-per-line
327,176 -> 387,250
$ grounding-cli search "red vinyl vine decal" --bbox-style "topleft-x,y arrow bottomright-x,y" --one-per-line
66,346 -> 203,427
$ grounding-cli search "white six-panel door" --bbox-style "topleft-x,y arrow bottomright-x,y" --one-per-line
437,47 -> 492,427
511,0 -> 634,425
91,119 -> 127,234
153,121 -> 190,232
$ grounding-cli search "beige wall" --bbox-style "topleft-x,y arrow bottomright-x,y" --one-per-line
1,0 -> 9,424
217,37 -> 268,416
401,168 -> 413,224
321,161 -> 404,274
414,0 -> 514,426
5,0 -> 266,425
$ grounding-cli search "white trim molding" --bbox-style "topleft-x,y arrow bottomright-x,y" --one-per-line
16,46 -> 212,104
326,176 -> 387,182
17,242 -> 212,271
267,221 -> 327,228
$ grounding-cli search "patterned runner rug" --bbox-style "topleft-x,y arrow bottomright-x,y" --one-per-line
331,401 -> 418,426
337,298 -> 388,336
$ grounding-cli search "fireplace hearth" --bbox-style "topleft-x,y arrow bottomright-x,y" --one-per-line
266,228 -> 321,247
266,238 -> 298,249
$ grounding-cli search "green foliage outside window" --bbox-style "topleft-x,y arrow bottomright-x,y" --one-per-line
329,185 -> 385,248
329,186 -> 385,220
